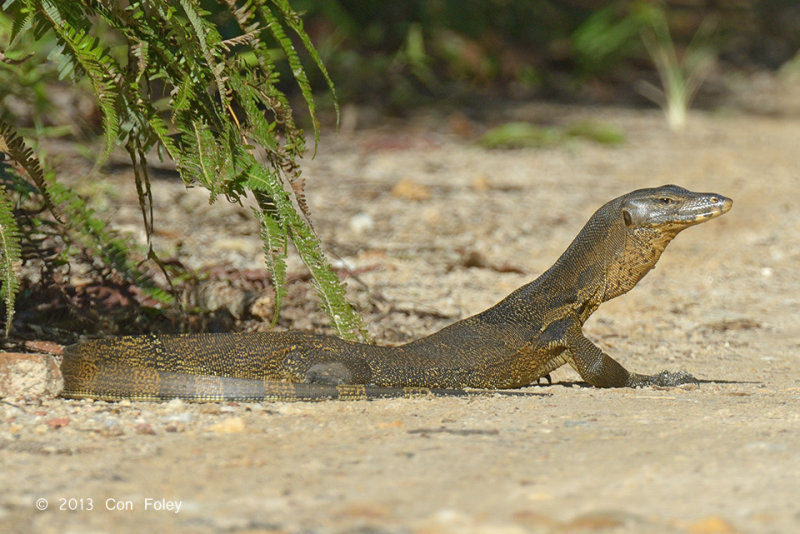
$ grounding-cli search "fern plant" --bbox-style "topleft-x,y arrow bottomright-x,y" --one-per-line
1,0 -> 368,340
0,119 -> 54,336
0,184 -> 21,337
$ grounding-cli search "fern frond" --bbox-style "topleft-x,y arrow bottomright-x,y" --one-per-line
257,2 -> 320,146
9,0 -> 35,47
269,0 -> 339,130
228,68 -> 278,149
0,186 -> 22,336
223,0 -> 264,56
220,1 -> 311,212
220,30 -> 258,52
145,111 -> 181,164
245,154 -> 368,341
3,0 -> 358,336
0,119 -> 60,220
45,180 -> 173,305
297,225 -> 367,341
178,0 -> 229,108
251,194 -> 288,325
36,6 -> 122,159
171,74 -> 197,118
173,116 -> 228,197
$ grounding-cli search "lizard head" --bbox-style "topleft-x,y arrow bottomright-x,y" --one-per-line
620,184 -> 732,232
595,184 -> 732,302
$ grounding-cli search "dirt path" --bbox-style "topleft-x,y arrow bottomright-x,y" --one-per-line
2,104 -> 800,533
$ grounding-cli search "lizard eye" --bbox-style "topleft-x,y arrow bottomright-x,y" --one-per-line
659,197 -> 673,205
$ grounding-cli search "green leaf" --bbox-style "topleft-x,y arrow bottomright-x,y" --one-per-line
0,119 -> 60,220
178,0 -> 228,109
251,196 -> 288,326
269,0 -> 339,129
245,155 -> 368,341
37,5 -> 122,160
258,3 -> 321,147
0,186 -> 22,336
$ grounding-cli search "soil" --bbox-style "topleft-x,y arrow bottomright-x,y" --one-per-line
2,92 -> 800,533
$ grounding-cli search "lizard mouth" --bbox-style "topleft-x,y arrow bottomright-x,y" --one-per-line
684,195 -> 732,224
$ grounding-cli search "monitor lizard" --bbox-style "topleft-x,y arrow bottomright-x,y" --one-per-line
60,184 -> 732,401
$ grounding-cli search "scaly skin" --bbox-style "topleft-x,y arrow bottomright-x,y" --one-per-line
60,185 -> 732,401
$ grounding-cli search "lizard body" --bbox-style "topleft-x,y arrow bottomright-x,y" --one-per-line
61,185 -> 732,401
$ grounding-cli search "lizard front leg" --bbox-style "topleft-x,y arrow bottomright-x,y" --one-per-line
283,350 -> 373,386
566,326 -> 697,388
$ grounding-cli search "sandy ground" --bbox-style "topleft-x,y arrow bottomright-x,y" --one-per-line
2,101 -> 800,533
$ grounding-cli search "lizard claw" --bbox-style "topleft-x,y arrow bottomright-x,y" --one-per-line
634,370 -> 698,387
537,374 -> 553,386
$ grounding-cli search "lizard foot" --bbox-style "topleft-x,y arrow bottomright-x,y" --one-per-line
306,362 -> 355,385
630,370 -> 698,388
305,360 -> 372,386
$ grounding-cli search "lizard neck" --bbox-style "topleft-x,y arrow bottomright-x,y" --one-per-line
503,196 -> 679,325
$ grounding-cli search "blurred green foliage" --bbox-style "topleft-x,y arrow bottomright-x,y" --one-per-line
0,11 -> 91,141
287,0 -> 800,110
479,120 -> 624,149
5,1 -> 799,120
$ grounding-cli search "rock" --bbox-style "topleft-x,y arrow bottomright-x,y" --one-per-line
349,212 -> 375,234
0,352 -> 63,400
391,178 -> 431,201
189,280 -> 250,319
45,417 -> 70,428
249,293 -> 275,322
472,175 -> 492,191
689,516 -> 739,534
208,416 -> 246,434
135,422 -> 156,435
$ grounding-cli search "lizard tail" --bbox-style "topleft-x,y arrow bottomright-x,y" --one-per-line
60,348 -> 480,401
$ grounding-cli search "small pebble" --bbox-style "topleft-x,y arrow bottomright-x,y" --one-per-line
208,416 -> 246,434
349,212 -> 375,234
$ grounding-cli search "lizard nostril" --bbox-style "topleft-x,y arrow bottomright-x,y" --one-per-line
709,197 -> 719,203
